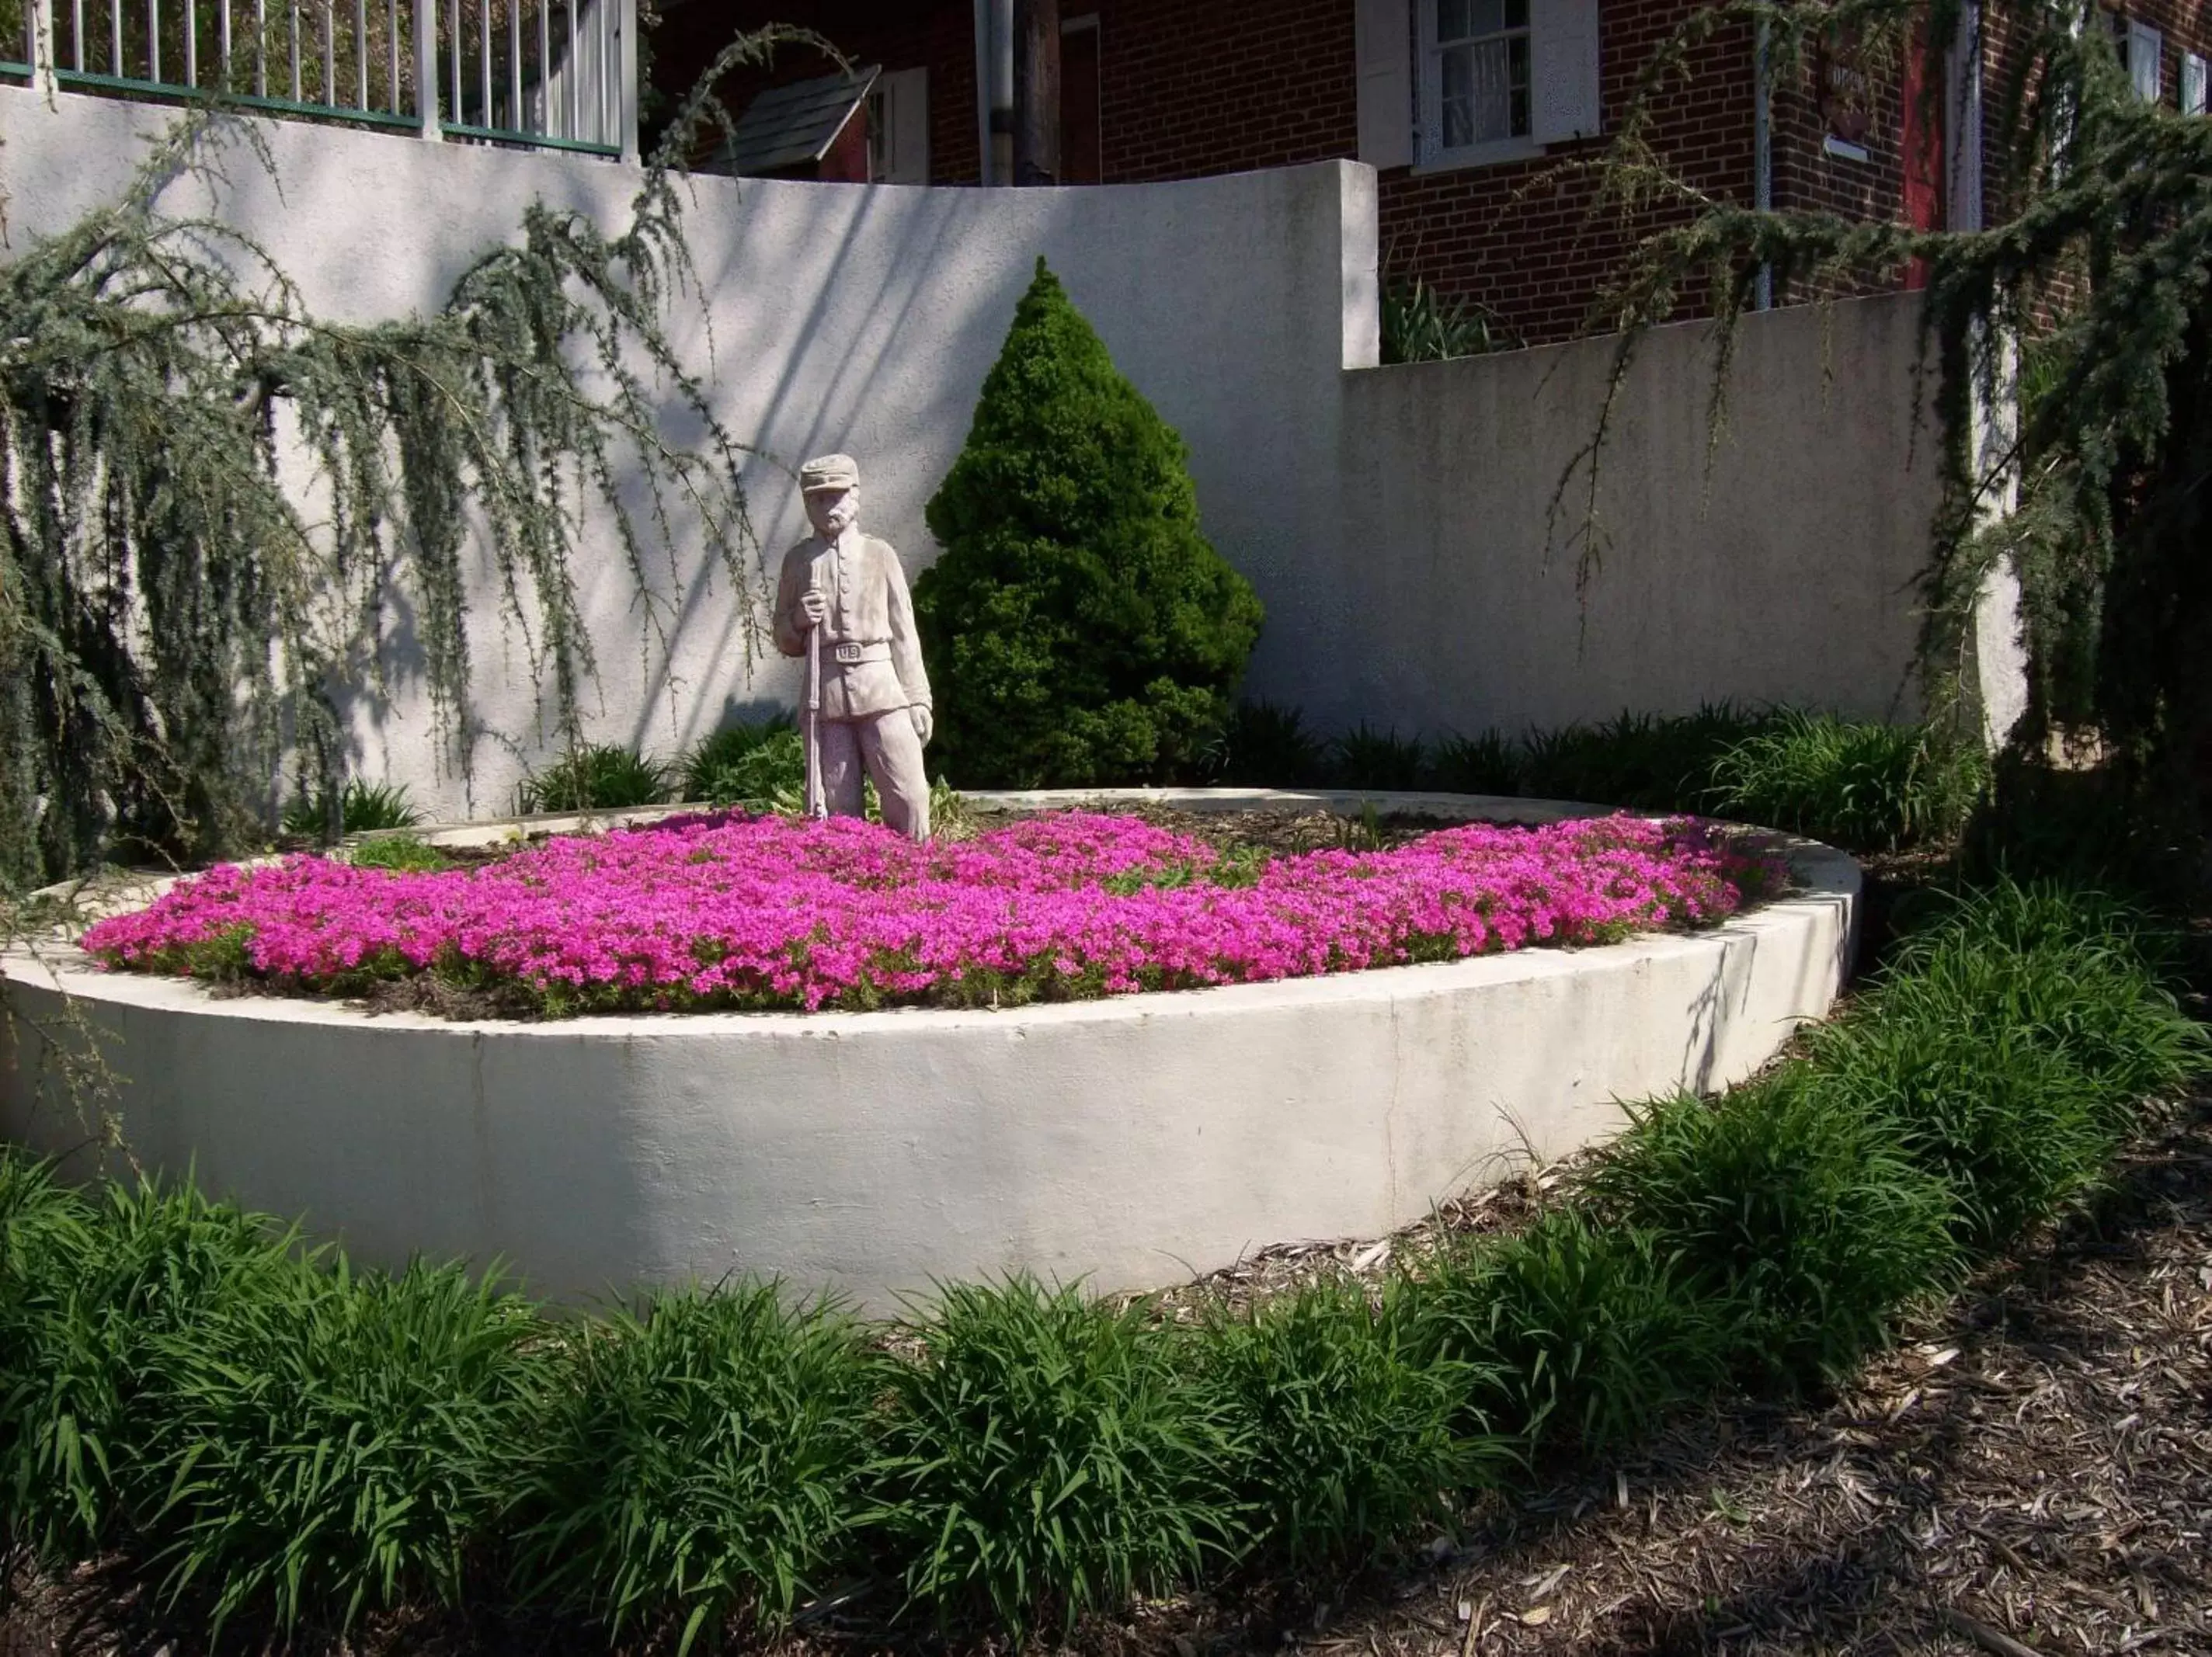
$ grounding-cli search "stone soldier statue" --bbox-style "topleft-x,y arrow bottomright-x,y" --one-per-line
773,454 -> 935,839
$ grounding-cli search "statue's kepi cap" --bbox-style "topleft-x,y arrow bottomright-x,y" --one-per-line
799,453 -> 860,494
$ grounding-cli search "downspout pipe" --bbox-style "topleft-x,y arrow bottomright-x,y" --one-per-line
1755,16 -> 1774,310
974,0 -> 1014,184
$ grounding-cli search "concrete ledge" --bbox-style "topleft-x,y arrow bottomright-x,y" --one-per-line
1,792 -> 1859,1311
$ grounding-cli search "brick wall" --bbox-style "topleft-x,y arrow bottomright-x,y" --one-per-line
651,2 -> 1977,346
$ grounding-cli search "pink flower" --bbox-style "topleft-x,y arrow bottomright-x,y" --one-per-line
82,811 -> 1786,1016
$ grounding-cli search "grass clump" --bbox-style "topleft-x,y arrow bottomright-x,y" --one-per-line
1405,1211 -> 1727,1462
1327,723 -> 1429,792
520,744 -> 673,814
280,780 -> 424,840
507,1284 -> 877,1652
1591,1072 -> 1959,1385
1812,881 -> 2207,1252
0,1178 -> 304,1561
141,1259 -> 547,1636
1709,710 -> 1988,851
875,1278 -> 1242,1634
1205,699 -> 1327,787
1199,1280 -> 1498,1569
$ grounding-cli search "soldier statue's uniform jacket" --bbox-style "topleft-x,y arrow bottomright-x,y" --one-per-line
772,530 -> 933,719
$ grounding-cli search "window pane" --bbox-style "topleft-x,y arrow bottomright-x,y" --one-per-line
1508,35 -> 1529,137
1442,43 -> 1475,148
1504,0 -> 1528,29
1437,0 -> 1471,43
1469,0 -> 1504,36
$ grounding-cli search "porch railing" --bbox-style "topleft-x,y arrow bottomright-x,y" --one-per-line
5,0 -> 638,159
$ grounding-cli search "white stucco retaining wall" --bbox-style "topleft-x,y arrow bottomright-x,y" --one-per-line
1,792 -> 1858,1309
0,86 -> 1979,821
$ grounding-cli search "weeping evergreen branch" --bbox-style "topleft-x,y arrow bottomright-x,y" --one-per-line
0,25 -> 830,893
1568,0 -> 2212,828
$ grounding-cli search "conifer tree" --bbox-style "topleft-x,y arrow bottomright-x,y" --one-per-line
913,259 -> 1264,787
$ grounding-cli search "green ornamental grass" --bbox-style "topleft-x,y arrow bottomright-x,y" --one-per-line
874,1277 -> 1243,1634
506,1284 -> 878,1652
140,1258 -> 547,1636
1590,1072 -> 1960,1384
1708,710 -> 1989,851
1199,1279 -> 1502,1568
0,1178 -> 306,1561
520,744 -> 673,814
1404,1211 -> 1730,1461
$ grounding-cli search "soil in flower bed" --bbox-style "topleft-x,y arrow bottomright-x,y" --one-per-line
79,809 -> 1786,1021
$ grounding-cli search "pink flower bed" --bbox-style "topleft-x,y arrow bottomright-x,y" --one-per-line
82,811 -> 1785,1016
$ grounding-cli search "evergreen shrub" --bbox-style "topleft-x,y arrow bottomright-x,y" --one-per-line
913,260 -> 1264,787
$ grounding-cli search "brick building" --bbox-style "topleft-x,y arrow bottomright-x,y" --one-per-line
649,1 -> 2212,346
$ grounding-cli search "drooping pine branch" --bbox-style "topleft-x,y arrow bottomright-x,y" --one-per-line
0,26 -> 831,891
1570,2 -> 2212,811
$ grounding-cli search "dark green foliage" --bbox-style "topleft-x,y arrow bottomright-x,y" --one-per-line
346,833 -> 454,873
874,1278 -> 1242,1633
1427,729 -> 1522,795
1709,710 -> 1988,852
1812,881 -> 2209,1250
519,744 -> 673,814
1515,705 -> 1779,812
1199,1281 -> 1500,1568
141,1259 -> 547,1635
280,780 -> 426,842
679,716 -> 800,808
1327,723 -> 1429,792
913,260 -> 1264,788
0,33 -> 809,892
1381,279 -> 1520,365
507,1285 -> 877,1651
683,727 -> 805,813
0,1177 -> 304,1560
1591,1073 -> 1959,1384
1205,699 -> 1329,787
1405,1212 -> 1727,1461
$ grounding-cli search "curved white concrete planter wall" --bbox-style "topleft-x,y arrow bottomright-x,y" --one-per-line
1,792 -> 1859,1311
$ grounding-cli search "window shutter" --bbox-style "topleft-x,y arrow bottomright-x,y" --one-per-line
1532,0 -> 1602,144
1355,0 -> 1414,168
2185,51 -> 2207,116
2128,20 -> 2162,103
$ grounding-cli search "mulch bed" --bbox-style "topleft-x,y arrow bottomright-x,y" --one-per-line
7,1091 -> 2205,1657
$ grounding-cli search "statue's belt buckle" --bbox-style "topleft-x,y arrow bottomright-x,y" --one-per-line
831,642 -> 867,665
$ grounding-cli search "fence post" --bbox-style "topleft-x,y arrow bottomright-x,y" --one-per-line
617,0 -> 638,163
414,0 -> 441,140
30,0 -> 57,98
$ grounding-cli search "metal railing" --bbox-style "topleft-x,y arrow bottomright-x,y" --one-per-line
6,0 -> 637,158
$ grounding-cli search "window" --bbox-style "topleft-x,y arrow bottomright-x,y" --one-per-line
868,67 -> 930,184
1427,0 -> 1532,154
2185,51 -> 2207,116
2127,19 -> 2163,103
1393,0 -> 1598,172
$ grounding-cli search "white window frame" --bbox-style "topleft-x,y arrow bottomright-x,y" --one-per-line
868,66 -> 930,184
1417,1 -> 1541,172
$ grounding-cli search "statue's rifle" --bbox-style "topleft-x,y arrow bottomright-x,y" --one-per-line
804,561 -> 827,820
